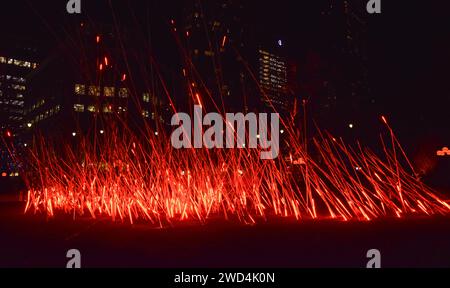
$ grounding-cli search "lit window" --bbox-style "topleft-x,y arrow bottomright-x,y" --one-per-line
103,105 -> 113,113
104,87 -> 115,97
142,110 -> 150,118
0,56 -> 6,63
119,88 -> 129,98
75,84 -> 85,95
74,104 -> 85,112
143,93 -> 150,103
87,105 -> 98,113
88,85 -> 100,96
11,84 -> 26,91
205,50 -> 214,57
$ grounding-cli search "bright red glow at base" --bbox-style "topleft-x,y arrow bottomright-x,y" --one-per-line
22,116 -> 450,227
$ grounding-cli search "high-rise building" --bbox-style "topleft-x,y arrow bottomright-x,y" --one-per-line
0,41 -> 39,177
182,0 -> 249,112
321,0 -> 369,112
0,46 -> 39,137
26,22 -> 169,138
258,47 -> 289,114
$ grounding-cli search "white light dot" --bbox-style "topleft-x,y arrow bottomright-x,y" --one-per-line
72,132 -> 77,137
349,124 -> 354,129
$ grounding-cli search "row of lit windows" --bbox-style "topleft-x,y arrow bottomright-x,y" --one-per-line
260,72 -> 287,79
0,75 -> 26,83
260,60 -> 286,69
75,84 -> 129,98
9,115 -> 23,121
261,81 -> 285,87
0,99 -> 24,107
260,66 -> 286,73
0,83 -> 26,91
28,99 -> 46,113
0,56 -> 38,69
11,84 -> 26,91
259,50 -> 283,58
260,77 -> 287,83
261,55 -> 284,62
260,76 -> 286,83
73,104 -> 127,114
31,105 -> 61,124
261,83 -> 285,90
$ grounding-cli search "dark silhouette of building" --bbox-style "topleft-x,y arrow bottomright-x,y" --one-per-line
26,21 -> 170,140
181,0 -> 254,113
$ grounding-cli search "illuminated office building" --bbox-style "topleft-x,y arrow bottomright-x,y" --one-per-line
0,43 -> 39,176
258,48 -> 289,114
0,51 -> 38,136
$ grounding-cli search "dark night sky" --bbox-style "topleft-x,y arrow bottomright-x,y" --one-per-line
1,0 -> 450,152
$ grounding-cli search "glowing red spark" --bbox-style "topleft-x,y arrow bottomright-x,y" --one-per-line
195,93 -> 202,107
221,35 -> 227,48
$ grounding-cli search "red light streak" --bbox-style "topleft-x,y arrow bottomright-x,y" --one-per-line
222,35 -> 227,48
16,48 -> 450,227
195,93 -> 202,107
21,113 -> 450,226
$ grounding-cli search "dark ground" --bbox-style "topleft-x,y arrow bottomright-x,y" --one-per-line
0,180 -> 450,268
